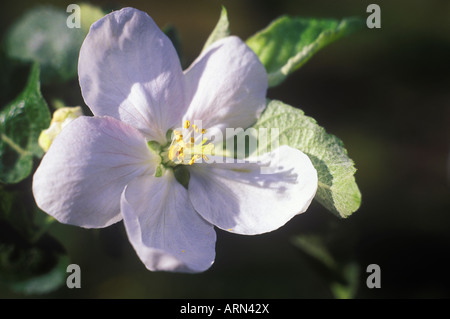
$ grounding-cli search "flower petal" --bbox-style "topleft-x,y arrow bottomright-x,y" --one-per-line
121,170 -> 216,273
33,116 -> 156,228
183,36 -> 267,134
78,7 -> 186,143
188,145 -> 318,235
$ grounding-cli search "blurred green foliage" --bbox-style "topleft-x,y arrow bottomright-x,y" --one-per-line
5,7 -> 85,84
0,0 -> 448,299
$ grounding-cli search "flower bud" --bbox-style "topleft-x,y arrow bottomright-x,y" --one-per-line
38,106 -> 83,152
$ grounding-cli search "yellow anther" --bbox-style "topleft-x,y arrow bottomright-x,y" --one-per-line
167,119 -> 214,166
188,155 -> 201,165
168,144 -> 177,161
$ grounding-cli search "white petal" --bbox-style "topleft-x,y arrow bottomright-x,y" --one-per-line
188,146 -> 318,235
183,36 -> 267,134
33,116 -> 156,228
78,7 -> 186,143
121,170 -> 216,273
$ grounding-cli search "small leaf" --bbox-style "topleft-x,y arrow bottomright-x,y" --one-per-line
0,221 -> 69,295
4,6 -> 86,84
173,165 -> 190,189
0,63 -> 51,184
246,16 -> 363,87
202,6 -> 230,52
251,100 -> 361,218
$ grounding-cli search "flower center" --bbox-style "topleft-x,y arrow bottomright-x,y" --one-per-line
166,120 -> 214,166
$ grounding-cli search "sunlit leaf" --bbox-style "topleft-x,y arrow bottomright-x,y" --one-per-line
247,16 -> 363,87
251,100 -> 361,217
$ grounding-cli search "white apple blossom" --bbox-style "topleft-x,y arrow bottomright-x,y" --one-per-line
32,8 -> 318,273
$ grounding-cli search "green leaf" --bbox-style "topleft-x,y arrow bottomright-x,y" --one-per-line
251,100 -> 361,218
0,63 -> 51,184
0,221 -> 69,295
4,6 -> 86,84
246,16 -> 363,87
202,6 -> 230,52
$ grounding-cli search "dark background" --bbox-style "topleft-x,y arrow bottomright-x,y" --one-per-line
0,0 -> 449,298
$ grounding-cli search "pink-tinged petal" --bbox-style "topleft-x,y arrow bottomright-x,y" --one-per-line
188,146 -> 318,235
33,116 -> 157,228
121,170 -> 216,273
78,7 -> 186,143
183,36 -> 267,134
